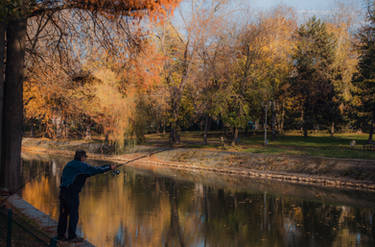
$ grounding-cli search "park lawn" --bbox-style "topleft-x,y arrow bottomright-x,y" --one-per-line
145,131 -> 375,160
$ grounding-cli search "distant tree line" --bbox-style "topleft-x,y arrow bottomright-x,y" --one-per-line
22,0 -> 375,152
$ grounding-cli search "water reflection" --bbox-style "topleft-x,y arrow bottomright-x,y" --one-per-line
20,156 -> 375,247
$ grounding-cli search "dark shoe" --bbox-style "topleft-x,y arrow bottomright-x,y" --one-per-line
68,237 -> 84,242
56,236 -> 68,241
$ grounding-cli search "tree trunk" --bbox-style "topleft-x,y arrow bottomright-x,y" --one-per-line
203,114 -> 209,145
0,18 -> 27,193
330,122 -> 335,137
264,103 -> 268,144
169,121 -> 179,144
302,104 -> 308,138
369,111 -> 374,143
279,102 -> 285,135
0,21 -> 6,191
271,101 -> 276,140
232,127 -> 238,146
303,127 -> 308,138
85,125 -> 91,140
156,123 -> 160,134
169,105 -> 179,144
253,120 -> 258,135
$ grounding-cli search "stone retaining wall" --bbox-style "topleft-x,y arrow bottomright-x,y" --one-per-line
5,194 -> 94,247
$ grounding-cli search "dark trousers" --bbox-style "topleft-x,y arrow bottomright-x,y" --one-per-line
57,188 -> 79,239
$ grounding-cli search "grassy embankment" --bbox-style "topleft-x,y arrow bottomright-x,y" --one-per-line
145,131 -> 375,160
22,131 -> 375,189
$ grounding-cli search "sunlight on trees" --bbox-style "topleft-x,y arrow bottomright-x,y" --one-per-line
19,0 -> 372,154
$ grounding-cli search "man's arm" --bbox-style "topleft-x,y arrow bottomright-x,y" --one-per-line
80,163 -> 114,176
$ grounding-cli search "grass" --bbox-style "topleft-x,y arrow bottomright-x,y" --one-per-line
145,131 -> 375,160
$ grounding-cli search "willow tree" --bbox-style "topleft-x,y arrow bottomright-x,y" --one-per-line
0,0 -> 181,193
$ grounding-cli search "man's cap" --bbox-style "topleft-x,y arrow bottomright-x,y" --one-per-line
74,150 -> 88,160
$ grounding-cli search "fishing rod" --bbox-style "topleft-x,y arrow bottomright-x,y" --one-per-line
108,148 -> 171,176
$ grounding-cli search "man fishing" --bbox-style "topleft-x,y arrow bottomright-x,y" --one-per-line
57,150 -> 114,242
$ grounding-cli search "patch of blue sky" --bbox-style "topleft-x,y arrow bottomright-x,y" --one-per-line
171,0 -> 368,29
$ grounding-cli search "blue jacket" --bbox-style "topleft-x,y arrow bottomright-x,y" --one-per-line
60,160 -> 111,190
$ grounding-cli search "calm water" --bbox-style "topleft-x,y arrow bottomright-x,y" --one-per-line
20,155 -> 375,247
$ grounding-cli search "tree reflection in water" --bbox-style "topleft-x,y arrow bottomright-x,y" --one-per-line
21,157 -> 375,247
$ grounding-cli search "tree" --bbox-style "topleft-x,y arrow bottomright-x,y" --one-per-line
0,0 -> 181,193
353,1 -> 375,143
326,14 -> 358,136
221,23 -> 263,145
291,17 -> 337,137
220,7 -> 296,145
252,7 -> 296,137
189,0 -> 230,144
157,19 -> 197,144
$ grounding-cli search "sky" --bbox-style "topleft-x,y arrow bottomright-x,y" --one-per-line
172,0 -> 368,29
243,0 -> 366,20
247,0 -> 364,12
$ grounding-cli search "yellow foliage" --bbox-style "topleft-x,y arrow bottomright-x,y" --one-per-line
77,67 -> 137,151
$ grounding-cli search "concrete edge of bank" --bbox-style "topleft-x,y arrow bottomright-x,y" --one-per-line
5,194 -> 95,247
132,159 -> 375,192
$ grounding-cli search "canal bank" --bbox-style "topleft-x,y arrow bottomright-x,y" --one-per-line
22,138 -> 375,192
4,143 -> 375,247
17,153 -> 375,246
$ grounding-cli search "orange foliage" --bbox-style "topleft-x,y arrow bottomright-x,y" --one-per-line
57,0 -> 182,20
123,41 -> 166,91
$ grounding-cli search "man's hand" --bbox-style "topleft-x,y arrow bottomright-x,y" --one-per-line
110,165 -> 116,170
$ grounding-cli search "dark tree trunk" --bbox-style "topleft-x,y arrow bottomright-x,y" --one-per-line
0,21 -> 6,191
203,114 -> 209,145
104,133 -> 109,144
303,127 -> 308,138
369,111 -> 374,143
1,18 -> 27,193
232,127 -> 239,146
169,105 -> 179,144
279,102 -> 285,135
156,123 -> 160,134
302,104 -> 308,138
169,122 -> 180,144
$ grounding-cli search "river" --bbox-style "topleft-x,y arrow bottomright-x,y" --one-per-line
20,154 -> 375,247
